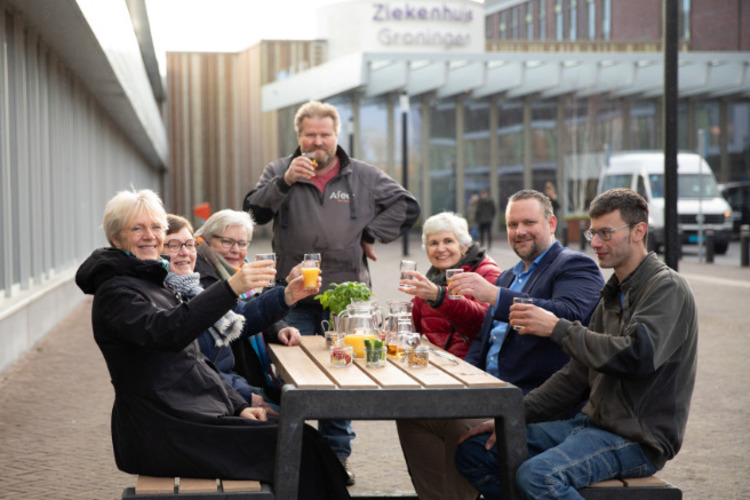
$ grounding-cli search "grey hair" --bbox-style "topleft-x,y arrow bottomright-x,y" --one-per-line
294,101 -> 341,135
102,188 -> 167,247
195,209 -> 255,243
421,212 -> 473,249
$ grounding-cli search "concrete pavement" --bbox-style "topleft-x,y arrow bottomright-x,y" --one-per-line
1,234 -> 748,499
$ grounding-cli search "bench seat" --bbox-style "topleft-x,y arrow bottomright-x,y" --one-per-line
579,475 -> 682,500
122,476 -> 273,499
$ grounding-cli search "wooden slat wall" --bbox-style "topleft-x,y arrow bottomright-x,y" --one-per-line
165,40 -> 326,223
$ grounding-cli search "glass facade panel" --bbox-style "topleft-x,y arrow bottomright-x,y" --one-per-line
430,100 -> 457,213
630,99 -> 658,150
727,102 -> 750,181
496,100 -> 525,210
464,100 -> 491,198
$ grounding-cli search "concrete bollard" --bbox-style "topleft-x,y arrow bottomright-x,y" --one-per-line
741,225 -> 750,267
705,230 -> 714,264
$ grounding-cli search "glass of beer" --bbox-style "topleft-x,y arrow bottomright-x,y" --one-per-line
302,152 -> 317,176
445,268 -> 464,299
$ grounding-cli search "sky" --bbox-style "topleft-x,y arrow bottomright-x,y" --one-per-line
146,0 -> 341,54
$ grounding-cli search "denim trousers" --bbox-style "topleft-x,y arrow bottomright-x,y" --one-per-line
284,306 -> 356,459
454,413 -> 657,500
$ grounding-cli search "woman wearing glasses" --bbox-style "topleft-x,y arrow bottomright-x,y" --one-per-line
75,189 -> 350,498
193,210 -> 302,405
164,214 -> 297,414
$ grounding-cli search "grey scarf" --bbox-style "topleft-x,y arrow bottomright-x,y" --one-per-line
164,272 -> 245,347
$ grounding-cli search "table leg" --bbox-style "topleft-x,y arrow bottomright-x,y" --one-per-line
495,395 -> 527,500
273,387 -> 304,499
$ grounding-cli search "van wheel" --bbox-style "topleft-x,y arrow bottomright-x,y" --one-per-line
714,241 -> 729,255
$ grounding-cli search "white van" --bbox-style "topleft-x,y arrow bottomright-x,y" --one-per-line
597,151 -> 732,254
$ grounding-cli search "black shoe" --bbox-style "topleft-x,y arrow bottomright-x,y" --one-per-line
339,458 -> 355,486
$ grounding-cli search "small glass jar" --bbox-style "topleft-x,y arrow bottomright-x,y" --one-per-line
329,345 -> 353,368
406,346 -> 429,368
365,346 -> 387,368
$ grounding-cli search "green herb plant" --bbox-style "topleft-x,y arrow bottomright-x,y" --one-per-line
314,281 -> 374,317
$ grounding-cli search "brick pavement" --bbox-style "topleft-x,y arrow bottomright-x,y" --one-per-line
1,234 -> 749,498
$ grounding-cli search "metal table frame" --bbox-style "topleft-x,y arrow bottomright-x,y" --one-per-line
273,384 -> 527,499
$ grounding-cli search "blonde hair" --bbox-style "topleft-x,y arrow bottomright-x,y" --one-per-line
294,101 -> 341,135
102,188 -> 167,246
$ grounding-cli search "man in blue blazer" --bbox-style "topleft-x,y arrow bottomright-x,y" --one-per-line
452,189 -> 604,394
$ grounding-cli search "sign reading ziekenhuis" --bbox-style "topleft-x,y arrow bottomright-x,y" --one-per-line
372,2 -> 479,50
319,0 -> 485,57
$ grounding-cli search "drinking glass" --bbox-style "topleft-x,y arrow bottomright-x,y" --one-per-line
301,259 -> 320,289
399,260 -> 417,289
255,252 -> 276,287
303,253 -> 321,267
512,296 -> 534,331
445,268 -> 464,299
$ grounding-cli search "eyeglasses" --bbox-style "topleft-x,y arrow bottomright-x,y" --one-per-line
164,239 -> 197,253
584,224 -> 633,242
214,236 -> 249,250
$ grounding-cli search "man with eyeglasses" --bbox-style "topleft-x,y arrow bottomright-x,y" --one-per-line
455,188 -> 698,500
243,100 -> 420,485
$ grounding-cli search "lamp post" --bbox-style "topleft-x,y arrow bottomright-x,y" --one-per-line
400,92 -> 410,257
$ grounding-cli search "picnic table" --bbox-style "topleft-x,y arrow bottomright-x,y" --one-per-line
268,335 -> 527,500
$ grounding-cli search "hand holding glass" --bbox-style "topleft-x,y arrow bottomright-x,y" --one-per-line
512,297 -> 534,331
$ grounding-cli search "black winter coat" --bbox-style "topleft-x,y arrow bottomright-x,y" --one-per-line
75,248 -> 350,499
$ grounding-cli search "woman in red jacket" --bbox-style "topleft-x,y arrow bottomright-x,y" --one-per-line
398,211 -> 501,358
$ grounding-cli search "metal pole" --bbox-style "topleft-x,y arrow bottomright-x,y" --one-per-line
697,130 -> 706,262
663,0 -> 680,271
400,93 -> 410,257
741,225 -> 750,267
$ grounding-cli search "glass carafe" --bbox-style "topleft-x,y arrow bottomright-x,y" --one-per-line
338,303 -> 378,358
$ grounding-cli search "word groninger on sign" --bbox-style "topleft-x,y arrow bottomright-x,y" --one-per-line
372,2 -> 475,50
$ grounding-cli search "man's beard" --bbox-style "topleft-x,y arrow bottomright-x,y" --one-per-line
512,239 -> 541,262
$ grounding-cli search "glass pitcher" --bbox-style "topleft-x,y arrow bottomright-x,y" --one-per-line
338,302 -> 378,358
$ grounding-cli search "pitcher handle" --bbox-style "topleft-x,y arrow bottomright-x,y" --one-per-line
321,319 -> 332,332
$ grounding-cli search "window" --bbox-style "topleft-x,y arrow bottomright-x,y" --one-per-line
588,0 -> 596,39
539,0 -> 547,40
526,3 -> 534,39
570,0 -> 577,40
602,0 -> 611,41
555,0 -> 564,41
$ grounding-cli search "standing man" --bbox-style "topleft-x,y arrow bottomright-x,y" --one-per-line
243,100 -> 420,484
456,188 -> 698,499
475,189 -> 496,249
397,190 -> 603,500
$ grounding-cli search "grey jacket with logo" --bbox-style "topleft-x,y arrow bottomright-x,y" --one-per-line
244,146 -> 420,306
524,252 -> 698,470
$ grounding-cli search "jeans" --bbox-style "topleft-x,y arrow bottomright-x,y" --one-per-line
284,306 -> 356,459
455,413 -> 657,500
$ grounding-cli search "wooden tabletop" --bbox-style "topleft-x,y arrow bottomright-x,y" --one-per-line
268,335 -> 507,391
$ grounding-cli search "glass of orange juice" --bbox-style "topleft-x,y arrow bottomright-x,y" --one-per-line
301,259 -> 320,289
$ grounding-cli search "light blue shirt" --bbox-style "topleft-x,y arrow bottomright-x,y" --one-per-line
485,245 -> 552,377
